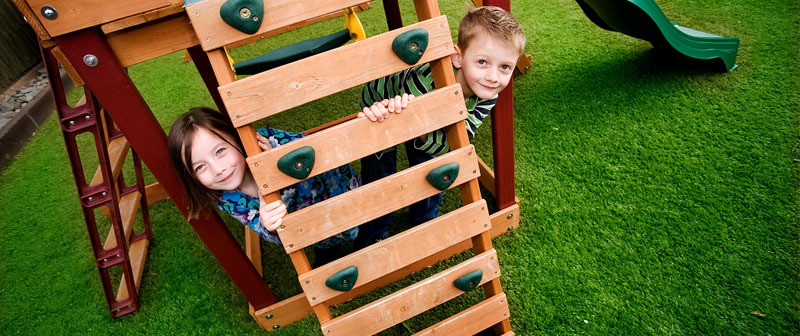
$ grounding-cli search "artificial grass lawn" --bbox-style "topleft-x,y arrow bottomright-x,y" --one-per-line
1,0 -> 798,334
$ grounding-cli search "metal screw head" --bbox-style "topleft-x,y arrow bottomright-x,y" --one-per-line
69,120 -> 75,126
101,191 -> 107,196
83,54 -> 99,67
294,161 -> 304,170
507,213 -> 514,219
41,6 -> 57,20
103,258 -> 108,262
507,225 -> 514,231
239,7 -> 251,19
88,196 -> 93,201
341,279 -> 350,285
272,325 -> 280,330
265,313 -> 273,319
442,175 -> 450,182
410,42 -> 419,51
85,115 -> 91,120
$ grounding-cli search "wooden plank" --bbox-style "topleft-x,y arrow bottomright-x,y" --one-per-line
225,3 -> 371,50
278,145 -> 480,253
107,15 -> 199,67
248,85 -> 467,195
51,46 -> 84,86
27,0 -> 169,37
299,200 -> 490,305
220,16 -> 455,127
320,250 -> 501,336
11,0 -> 51,41
115,238 -> 149,301
514,54 -> 532,77
186,0 -> 366,51
414,293 -> 510,336
252,293 -> 314,331
104,191 -> 141,250
145,182 -> 168,205
90,136 -> 130,187
100,0 -> 183,34
489,203 -> 520,237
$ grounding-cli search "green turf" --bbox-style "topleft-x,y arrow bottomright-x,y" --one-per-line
1,0 -> 798,334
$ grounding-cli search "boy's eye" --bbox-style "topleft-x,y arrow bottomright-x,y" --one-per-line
501,65 -> 511,71
477,60 -> 486,65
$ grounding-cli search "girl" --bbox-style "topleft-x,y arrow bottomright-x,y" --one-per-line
167,107 -> 361,267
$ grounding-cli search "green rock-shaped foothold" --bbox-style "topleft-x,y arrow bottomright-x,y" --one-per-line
277,146 -> 315,180
453,269 -> 483,292
219,0 -> 264,34
392,28 -> 429,65
325,266 -> 358,292
426,162 -> 459,191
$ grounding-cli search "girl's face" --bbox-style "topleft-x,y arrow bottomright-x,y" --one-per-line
189,127 -> 247,191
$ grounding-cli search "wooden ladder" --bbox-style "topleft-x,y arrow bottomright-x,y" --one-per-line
186,1 -> 513,334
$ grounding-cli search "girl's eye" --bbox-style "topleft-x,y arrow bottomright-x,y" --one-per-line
216,147 -> 226,156
194,164 -> 206,173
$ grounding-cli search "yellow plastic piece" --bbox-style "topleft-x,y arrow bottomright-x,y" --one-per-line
224,47 -> 237,74
344,7 -> 366,42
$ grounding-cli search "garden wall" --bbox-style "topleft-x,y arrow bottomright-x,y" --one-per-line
0,1 -> 40,90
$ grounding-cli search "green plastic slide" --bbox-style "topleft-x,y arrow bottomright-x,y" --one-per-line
233,29 -> 351,75
575,0 -> 740,71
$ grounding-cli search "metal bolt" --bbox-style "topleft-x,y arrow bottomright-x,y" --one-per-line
294,161 -> 304,170
341,279 -> 350,285
83,54 -> 99,67
253,16 -> 259,22
103,258 -> 108,262
88,196 -> 93,201
69,120 -> 75,126
265,313 -> 273,319
507,213 -> 514,219
442,175 -> 450,182
116,254 -> 120,258
239,7 -> 251,19
410,42 -> 419,51
262,184 -> 267,188
101,191 -> 107,196
41,6 -> 57,20
272,325 -> 280,330
85,115 -> 91,120
507,225 -> 514,231
455,91 -> 459,95
254,163 -> 258,167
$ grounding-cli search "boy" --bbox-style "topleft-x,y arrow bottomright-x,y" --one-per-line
355,6 -> 526,247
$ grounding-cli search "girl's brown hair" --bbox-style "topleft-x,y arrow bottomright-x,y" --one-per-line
167,107 -> 245,219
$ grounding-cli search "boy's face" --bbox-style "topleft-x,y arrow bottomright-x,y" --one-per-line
452,34 -> 520,100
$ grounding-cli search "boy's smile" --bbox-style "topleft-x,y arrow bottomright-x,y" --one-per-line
452,34 -> 520,100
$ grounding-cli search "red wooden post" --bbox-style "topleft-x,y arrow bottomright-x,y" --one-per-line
53,28 -> 277,310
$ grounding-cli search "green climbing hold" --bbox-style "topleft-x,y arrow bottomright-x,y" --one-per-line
426,162 -> 459,191
325,266 -> 358,292
392,28 -> 428,65
453,269 -> 483,292
219,0 -> 264,34
277,146 -> 315,180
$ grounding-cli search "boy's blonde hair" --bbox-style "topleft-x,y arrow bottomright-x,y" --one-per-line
458,5 -> 526,56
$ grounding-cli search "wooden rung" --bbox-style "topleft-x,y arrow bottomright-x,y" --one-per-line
489,203 -> 520,237
103,191 -> 141,250
320,250 -> 501,336
252,293 -> 314,331
186,0 -> 366,51
278,145 -> 479,253
220,16 -> 454,127
90,136 -> 131,187
298,200 -> 490,305
115,238 -> 150,301
248,84 -> 466,195
414,293 -> 510,336
27,0 -> 170,37
51,46 -> 84,87
501,332 -> 515,336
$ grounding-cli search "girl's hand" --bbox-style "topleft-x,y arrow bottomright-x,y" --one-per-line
260,199 -> 287,232
256,133 -> 271,151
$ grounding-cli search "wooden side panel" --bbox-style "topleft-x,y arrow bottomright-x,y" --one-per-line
253,293 -> 314,331
489,203 -> 520,237
278,145 -> 480,253
299,200 -> 490,304
320,250 -> 501,336
248,85 -> 466,195
107,15 -> 199,68
115,238 -> 149,301
186,0 -> 366,51
414,293 -> 510,336
103,191 -> 141,250
27,0 -> 169,37
220,16 -> 454,127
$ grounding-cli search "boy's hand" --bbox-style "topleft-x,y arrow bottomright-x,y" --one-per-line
260,199 -> 287,232
358,94 -> 414,122
256,133 -> 271,151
